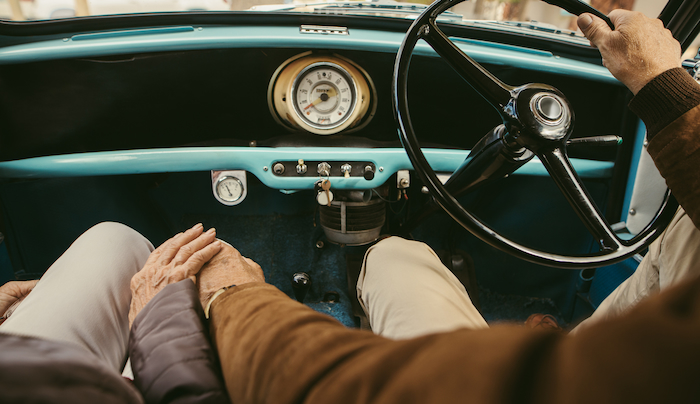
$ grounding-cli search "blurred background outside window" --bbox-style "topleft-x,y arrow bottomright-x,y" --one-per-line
0,0 -> 696,60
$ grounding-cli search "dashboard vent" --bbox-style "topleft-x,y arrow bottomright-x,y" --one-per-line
300,25 -> 349,35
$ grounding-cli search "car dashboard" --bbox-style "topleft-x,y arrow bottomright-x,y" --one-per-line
0,12 -> 637,325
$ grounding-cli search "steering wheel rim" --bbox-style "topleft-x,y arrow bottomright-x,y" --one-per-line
392,0 -> 678,269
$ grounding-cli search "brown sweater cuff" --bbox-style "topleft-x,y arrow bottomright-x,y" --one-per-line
629,67 -> 700,139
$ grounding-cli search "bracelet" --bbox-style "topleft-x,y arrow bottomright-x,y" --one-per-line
204,284 -> 236,319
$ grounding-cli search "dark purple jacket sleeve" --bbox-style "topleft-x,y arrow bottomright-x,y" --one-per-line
129,280 -> 229,404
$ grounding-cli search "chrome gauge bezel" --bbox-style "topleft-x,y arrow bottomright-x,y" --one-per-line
216,176 -> 243,203
290,62 -> 359,131
269,53 -> 374,136
211,170 -> 248,206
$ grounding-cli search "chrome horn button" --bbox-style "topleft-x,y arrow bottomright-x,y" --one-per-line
531,93 -> 564,125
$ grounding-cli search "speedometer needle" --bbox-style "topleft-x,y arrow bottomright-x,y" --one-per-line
304,88 -> 338,110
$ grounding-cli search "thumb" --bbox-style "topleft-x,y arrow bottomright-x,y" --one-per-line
578,13 -> 612,47
15,280 -> 39,298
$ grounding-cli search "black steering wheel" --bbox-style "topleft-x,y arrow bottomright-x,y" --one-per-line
393,0 -> 678,269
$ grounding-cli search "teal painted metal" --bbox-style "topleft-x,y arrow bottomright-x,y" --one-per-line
71,26 -> 196,41
620,120 -> 647,222
0,25 -> 618,84
0,147 -> 614,189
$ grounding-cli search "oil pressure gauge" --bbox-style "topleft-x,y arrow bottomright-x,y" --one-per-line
212,170 -> 247,206
270,53 -> 374,135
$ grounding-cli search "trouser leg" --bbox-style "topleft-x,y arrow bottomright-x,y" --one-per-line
574,207 -> 700,332
0,222 -> 153,371
357,237 -> 487,340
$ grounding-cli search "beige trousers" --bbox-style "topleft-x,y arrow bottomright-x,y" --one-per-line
573,207 -> 700,332
357,236 -> 488,339
0,222 -> 153,371
358,208 -> 700,338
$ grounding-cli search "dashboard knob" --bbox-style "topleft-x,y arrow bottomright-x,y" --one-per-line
363,165 -> 375,180
340,163 -> 352,178
272,163 -> 285,175
317,162 -> 331,177
296,159 -> 308,175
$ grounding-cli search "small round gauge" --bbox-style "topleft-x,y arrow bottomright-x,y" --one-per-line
269,54 -> 374,135
216,176 -> 244,203
292,63 -> 357,130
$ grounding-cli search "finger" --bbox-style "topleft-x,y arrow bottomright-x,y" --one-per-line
144,232 -> 183,266
181,241 -> 223,279
160,223 -> 204,264
578,13 -> 612,47
172,228 -> 218,266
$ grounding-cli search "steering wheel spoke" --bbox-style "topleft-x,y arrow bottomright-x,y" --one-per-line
394,0 -> 677,268
537,148 -> 622,250
421,22 -> 513,111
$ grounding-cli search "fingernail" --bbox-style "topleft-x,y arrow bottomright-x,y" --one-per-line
206,228 -> 216,235
191,223 -> 203,230
578,14 -> 593,30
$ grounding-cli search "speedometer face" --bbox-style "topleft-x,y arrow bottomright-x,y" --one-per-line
269,54 -> 373,135
293,63 -> 357,130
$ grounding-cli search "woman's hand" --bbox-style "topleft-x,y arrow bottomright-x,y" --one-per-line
129,223 -> 222,326
0,280 -> 39,320
197,242 -> 265,309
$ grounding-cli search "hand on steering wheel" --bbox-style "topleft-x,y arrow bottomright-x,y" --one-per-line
393,0 -> 677,269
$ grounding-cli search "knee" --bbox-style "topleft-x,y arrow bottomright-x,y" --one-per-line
364,237 -> 438,273
81,222 -> 154,255
368,237 -> 432,260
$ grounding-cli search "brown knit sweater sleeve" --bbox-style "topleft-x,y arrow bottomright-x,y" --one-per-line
210,281 -> 700,404
630,67 -> 700,228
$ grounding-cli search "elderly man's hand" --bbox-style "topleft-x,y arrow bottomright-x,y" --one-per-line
0,280 -> 39,320
129,223 -> 222,326
197,242 -> 264,309
578,10 -> 682,95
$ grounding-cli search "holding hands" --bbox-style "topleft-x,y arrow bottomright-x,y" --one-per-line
577,10 -> 682,94
197,241 -> 265,309
129,223 -> 222,326
129,223 -> 265,325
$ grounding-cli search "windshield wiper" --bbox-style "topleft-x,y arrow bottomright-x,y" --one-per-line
485,20 -> 584,37
540,0 -> 614,29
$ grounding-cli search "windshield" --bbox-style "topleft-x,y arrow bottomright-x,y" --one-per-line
0,0 -> 682,49
0,0 -> 666,26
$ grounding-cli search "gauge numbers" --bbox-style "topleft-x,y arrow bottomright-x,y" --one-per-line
293,63 -> 356,130
269,54 -> 372,135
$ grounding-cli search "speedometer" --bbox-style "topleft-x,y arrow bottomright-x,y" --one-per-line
293,63 -> 356,130
269,54 -> 374,135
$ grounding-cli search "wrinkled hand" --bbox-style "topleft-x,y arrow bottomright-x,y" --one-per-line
197,241 -> 265,309
578,10 -> 681,95
129,223 -> 222,326
0,280 -> 39,317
